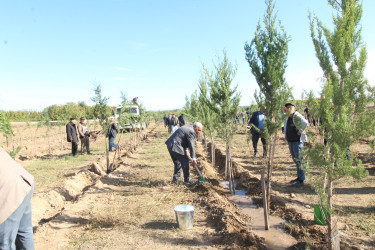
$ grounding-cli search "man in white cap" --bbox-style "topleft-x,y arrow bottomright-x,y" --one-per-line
284,102 -> 308,187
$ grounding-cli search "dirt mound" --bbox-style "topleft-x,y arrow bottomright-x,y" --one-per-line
32,190 -> 65,225
58,169 -> 100,201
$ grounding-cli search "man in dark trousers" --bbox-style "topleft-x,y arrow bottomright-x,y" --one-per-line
178,114 -> 185,127
247,107 -> 267,157
66,118 -> 78,156
165,122 -> 203,183
284,103 -> 308,187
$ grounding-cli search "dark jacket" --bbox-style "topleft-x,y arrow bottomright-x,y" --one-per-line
107,123 -> 118,138
249,111 -> 264,135
66,122 -> 78,142
178,115 -> 185,126
165,125 -> 196,159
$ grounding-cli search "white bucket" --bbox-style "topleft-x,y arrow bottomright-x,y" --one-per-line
174,204 -> 195,230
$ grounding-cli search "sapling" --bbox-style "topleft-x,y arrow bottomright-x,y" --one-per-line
208,51 -> 241,194
308,0 -> 373,248
91,83 -> 111,172
245,0 -> 291,214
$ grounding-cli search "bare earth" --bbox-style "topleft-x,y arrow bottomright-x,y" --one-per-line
3,122 -> 374,249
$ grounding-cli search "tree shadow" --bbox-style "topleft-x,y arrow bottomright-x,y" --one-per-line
334,186 -> 375,195
335,204 -> 375,215
142,220 -> 176,230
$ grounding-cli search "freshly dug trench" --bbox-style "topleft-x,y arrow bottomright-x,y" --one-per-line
205,143 -> 329,249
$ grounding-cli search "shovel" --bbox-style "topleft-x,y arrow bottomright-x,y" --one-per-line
194,165 -> 210,183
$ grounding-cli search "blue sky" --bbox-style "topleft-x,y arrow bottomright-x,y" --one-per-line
1,0 -> 374,111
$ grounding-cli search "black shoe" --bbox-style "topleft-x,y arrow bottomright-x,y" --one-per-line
291,181 -> 304,187
87,152 -> 92,155
289,178 -> 299,183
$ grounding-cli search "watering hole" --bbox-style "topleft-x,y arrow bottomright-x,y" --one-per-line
221,180 -> 297,249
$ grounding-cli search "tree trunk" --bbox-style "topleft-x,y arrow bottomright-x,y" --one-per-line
266,133 -> 278,212
230,156 -> 236,194
327,175 -> 334,250
48,134 -> 51,154
225,145 -> 228,180
227,145 -> 234,195
211,138 -> 215,170
261,169 -> 269,230
130,129 -> 133,149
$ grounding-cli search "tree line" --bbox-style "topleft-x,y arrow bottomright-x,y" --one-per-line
1,102 -> 114,122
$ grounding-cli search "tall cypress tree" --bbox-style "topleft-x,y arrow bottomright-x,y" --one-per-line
209,51 -> 241,194
198,65 -> 218,169
244,0 -> 291,213
308,0 -> 372,248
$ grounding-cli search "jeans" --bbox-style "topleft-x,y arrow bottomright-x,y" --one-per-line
0,184 -> 35,250
288,141 -> 305,181
109,137 -> 118,152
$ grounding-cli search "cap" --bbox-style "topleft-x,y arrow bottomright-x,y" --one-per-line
285,103 -> 297,108
80,117 -> 85,120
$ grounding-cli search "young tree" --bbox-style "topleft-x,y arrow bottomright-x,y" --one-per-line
244,0 -> 291,214
198,65 -> 218,170
91,83 -> 111,172
184,91 -> 202,124
208,51 -> 241,194
308,0 -> 372,248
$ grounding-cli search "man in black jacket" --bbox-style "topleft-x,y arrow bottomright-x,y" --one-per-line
247,107 -> 267,157
178,114 -> 185,127
66,118 -> 78,156
165,122 -> 202,182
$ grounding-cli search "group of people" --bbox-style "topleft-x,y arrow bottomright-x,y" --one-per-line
247,102 -> 308,187
165,103 -> 309,187
164,114 -> 185,133
66,117 -> 120,157
66,117 -> 91,156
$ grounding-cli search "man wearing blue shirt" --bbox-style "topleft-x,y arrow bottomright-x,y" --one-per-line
247,107 -> 267,157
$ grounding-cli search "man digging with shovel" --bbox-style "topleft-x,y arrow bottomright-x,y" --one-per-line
165,122 -> 203,183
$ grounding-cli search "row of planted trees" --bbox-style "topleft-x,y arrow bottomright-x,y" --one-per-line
250,0 -> 372,248
186,0 -> 373,249
91,84 -> 154,173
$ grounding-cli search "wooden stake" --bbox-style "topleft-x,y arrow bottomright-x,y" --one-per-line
230,156 -> 236,194
261,169 -> 269,230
